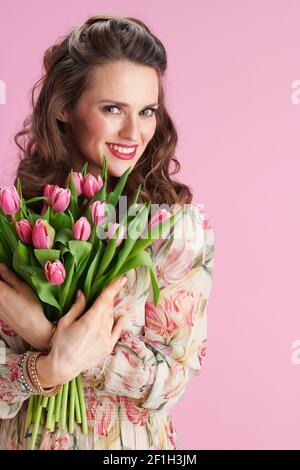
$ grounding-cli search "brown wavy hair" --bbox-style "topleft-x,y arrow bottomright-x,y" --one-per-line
13,15 -> 193,214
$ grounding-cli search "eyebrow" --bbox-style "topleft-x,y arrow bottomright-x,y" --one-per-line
98,99 -> 159,108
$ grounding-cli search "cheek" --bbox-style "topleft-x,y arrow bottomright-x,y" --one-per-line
145,121 -> 157,142
73,111 -> 111,139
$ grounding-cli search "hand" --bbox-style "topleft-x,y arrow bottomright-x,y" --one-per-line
39,276 -> 128,387
0,263 -> 53,350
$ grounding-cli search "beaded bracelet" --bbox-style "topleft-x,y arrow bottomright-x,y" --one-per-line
27,351 -> 61,397
19,352 -> 34,394
26,351 -> 61,397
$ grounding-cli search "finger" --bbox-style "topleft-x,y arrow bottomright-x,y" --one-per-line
0,264 -> 21,293
110,315 -> 126,345
94,276 -> 127,309
61,290 -> 86,326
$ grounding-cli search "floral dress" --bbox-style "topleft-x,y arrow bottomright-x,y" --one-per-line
0,202 -> 215,450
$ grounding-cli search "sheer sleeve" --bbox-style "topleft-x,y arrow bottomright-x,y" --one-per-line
0,326 -> 31,419
98,202 -> 215,413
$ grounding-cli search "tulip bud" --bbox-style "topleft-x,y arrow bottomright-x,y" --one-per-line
107,222 -> 126,247
43,184 -> 56,199
44,260 -> 66,285
0,185 -> 20,215
149,208 -> 172,238
32,219 -> 55,249
15,219 -> 33,245
83,174 -> 103,199
73,217 -> 91,241
66,172 -> 84,196
50,186 -> 71,212
90,200 -> 106,224
41,184 -> 56,214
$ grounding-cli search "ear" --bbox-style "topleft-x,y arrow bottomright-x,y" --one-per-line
56,111 -> 69,123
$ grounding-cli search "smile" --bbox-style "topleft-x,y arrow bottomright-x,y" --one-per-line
106,143 -> 137,160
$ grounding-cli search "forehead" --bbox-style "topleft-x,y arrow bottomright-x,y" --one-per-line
86,61 -> 159,103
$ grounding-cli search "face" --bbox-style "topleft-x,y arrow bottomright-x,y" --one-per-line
58,60 -> 159,180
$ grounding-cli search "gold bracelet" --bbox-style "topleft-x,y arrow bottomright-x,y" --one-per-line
26,351 -> 61,397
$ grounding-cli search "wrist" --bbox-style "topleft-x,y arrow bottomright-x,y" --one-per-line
37,320 -> 55,351
36,352 -> 64,388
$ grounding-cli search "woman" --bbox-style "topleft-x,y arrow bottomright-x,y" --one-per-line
0,15 -> 215,450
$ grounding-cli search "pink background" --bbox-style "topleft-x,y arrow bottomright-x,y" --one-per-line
1,0 -> 300,449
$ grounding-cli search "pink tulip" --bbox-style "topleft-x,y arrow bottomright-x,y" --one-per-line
73,217 -> 91,241
44,260 -> 66,285
32,219 -> 55,249
50,186 -> 71,212
15,219 -> 33,245
0,185 -> 20,215
149,208 -> 172,238
107,223 -> 126,247
83,174 -> 103,199
43,184 -> 56,199
149,208 -> 171,229
66,172 -> 84,196
90,200 -> 106,224
41,184 -> 57,214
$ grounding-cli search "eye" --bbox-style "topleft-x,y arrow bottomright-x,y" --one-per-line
103,105 -> 157,118
141,108 -> 157,118
103,105 -> 120,114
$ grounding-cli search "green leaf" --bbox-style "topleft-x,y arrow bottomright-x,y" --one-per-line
68,240 -> 92,274
12,241 -> 32,284
81,162 -> 88,177
106,166 -> 131,208
24,196 -> 48,205
40,204 -> 50,223
130,184 -> 141,206
107,203 -> 150,279
59,253 -> 75,311
116,251 -> 160,305
50,210 -> 72,231
16,177 -> 23,199
94,236 -> 118,280
31,271 -> 61,312
67,171 -> 78,204
54,228 -> 73,246
19,265 -> 43,276
0,215 -> 18,253
34,248 -> 61,267
0,230 -> 11,264
127,207 -> 183,258
83,240 -> 105,301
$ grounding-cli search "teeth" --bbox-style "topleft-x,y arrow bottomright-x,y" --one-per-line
107,143 -> 135,154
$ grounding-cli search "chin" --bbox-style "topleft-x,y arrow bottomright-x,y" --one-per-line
105,159 -> 136,178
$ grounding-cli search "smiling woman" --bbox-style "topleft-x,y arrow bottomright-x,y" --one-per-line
0,14 -> 215,451
12,16 -> 193,211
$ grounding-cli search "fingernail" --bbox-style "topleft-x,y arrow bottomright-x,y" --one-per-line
119,277 -> 127,287
76,290 -> 82,299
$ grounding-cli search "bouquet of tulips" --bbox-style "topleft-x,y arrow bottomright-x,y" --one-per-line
0,156 -> 182,450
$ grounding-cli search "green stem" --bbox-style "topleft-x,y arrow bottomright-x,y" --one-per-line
54,386 -> 63,422
25,395 -> 34,430
74,382 -> 82,424
76,375 -> 88,434
60,382 -> 69,430
46,395 -> 56,431
29,395 -> 43,450
68,378 -> 76,434
42,396 -> 49,408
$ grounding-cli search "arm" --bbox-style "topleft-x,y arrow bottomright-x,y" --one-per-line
97,203 -> 215,412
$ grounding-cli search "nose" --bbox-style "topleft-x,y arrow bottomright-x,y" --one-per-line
119,114 -> 140,142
